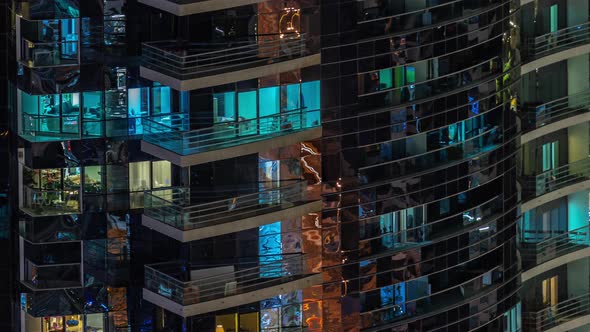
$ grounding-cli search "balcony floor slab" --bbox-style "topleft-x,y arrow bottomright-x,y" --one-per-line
140,54 -> 321,91
141,126 -> 322,167
138,0 -> 268,16
142,200 -> 322,242
143,273 -> 323,317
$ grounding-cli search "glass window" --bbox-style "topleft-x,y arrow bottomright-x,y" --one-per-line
261,308 -> 279,331
83,120 -> 103,137
379,68 -> 393,89
105,91 -> 127,120
84,166 -> 104,194
301,81 -> 321,127
213,92 -> 236,123
106,165 -> 128,193
152,161 -> 171,189
259,86 -> 280,117
41,169 -> 61,190
216,314 -> 237,332
63,168 -> 81,191
239,312 -> 258,332
85,313 -> 104,331
129,161 -> 150,192
128,87 -> 149,118
23,167 -> 40,189
301,81 -> 320,110
238,91 -> 257,136
284,83 -> 301,111
83,91 -> 102,118
152,86 -> 171,115
260,87 -> 280,134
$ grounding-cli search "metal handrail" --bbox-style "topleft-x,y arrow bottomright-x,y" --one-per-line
142,107 -> 319,155
523,292 -> 590,330
142,33 -> 308,78
521,89 -> 590,130
145,254 -> 309,305
529,21 -> 590,57
520,224 -> 590,265
144,181 -> 310,230
522,157 -> 590,197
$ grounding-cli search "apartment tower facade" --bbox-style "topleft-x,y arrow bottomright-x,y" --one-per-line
4,0 -> 587,331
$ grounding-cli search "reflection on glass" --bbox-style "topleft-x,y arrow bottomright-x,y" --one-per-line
84,166 -> 104,194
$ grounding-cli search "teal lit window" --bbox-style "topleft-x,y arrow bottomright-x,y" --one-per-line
541,141 -> 559,172
152,86 -> 171,115
238,91 -> 258,136
213,91 -> 236,123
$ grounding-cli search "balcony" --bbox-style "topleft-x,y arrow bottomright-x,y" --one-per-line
138,0 -> 268,16
526,22 -> 590,59
143,182 -> 321,242
19,39 -> 79,68
21,260 -> 82,291
521,90 -> 590,143
143,255 -> 322,316
140,34 -> 320,91
20,289 -> 85,317
521,157 -> 590,202
21,187 -> 81,217
19,216 -> 82,243
141,110 -> 321,167
520,225 -> 590,270
522,22 -> 590,73
523,292 -> 590,331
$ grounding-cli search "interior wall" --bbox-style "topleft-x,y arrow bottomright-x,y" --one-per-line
567,54 -> 589,96
567,258 -> 590,297
567,122 -> 589,163
567,0 -> 589,26
567,190 -> 589,231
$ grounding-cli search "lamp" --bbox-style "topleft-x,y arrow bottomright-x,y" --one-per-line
215,325 -> 225,332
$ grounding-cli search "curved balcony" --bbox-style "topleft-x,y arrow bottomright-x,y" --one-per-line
142,182 -> 321,242
521,90 -> 590,144
143,255 -> 322,317
141,110 -> 321,167
138,0 -> 268,16
21,187 -> 81,217
522,22 -> 590,74
521,157 -> 590,208
140,34 -> 320,91
520,224 -> 590,270
523,292 -> 590,331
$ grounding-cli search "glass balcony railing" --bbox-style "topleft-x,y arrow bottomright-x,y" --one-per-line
20,39 -> 79,67
521,90 -> 590,132
521,157 -> 590,199
526,22 -> 590,59
21,187 -> 81,216
22,260 -> 82,290
142,33 -> 313,79
145,255 -> 312,307
19,217 -> 82,243
144,181 -> 313,231
523,292 -> 590,331
143,108 -> 320,156
20,289 -> 84,317
520,224 -> 590,268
